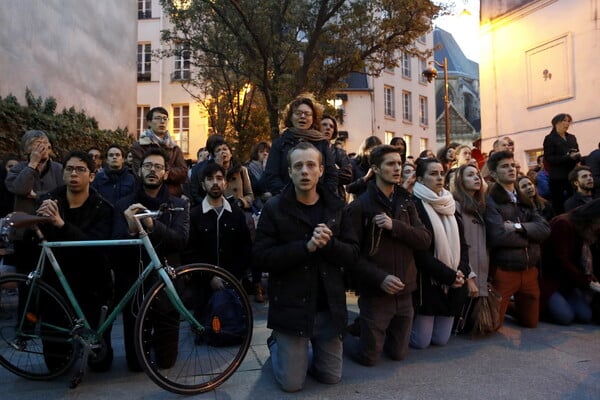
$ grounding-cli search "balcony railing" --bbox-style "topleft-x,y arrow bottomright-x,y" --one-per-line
138,10 -> 152,19
171,70 -> 191,81
137,72 -> 151,82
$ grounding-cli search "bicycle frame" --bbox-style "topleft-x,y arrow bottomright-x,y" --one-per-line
24,220 -> 202,344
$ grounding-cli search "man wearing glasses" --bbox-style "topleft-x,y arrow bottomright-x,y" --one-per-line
32,151 -> 115,372
130,107 -> 188,197
112,148 -> 189,372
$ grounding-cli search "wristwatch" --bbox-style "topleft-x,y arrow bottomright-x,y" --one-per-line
513,223 -> 523,232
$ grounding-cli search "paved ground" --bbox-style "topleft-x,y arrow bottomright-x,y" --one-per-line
1,293 -> 599,399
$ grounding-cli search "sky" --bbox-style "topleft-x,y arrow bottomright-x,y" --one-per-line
433,0 -> 481,62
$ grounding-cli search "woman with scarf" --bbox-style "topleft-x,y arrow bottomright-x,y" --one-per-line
261,95 -> 338,197
410,158 -> 470,349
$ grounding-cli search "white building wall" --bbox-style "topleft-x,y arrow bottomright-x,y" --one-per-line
338,34 -> 437,159
137,0 -> 208,159
480,0 -> 600,167
0,1 -> 137,131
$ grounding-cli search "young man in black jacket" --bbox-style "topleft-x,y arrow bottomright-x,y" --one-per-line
254,142 -> 357,392
113,148 -> 189,371
34,151 -> 114,372
345,145 -> 431,366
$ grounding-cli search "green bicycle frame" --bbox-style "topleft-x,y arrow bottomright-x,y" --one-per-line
27,231 -> 202,342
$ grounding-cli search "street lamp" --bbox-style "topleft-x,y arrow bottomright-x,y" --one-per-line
422,57 -> 450,147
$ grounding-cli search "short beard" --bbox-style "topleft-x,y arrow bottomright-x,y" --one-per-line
143,182 -> 162,190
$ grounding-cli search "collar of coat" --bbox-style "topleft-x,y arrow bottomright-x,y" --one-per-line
488,181 -> 534,208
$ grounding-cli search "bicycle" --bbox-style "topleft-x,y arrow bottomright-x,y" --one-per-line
0,209 -> 253,395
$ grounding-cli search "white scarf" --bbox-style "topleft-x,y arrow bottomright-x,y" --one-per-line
413,182 -> 460,270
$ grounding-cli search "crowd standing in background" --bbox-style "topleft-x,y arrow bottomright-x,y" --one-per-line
1,103 -> 599,392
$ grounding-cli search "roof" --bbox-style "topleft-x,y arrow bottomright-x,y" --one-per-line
433,28 -> 479,79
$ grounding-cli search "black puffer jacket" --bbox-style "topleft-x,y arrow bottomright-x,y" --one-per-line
485,183 -> 550,271
253,184 -> 357,338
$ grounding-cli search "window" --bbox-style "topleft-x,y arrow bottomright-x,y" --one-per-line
418,34 -> 427,44
402,91 -> 412,122
384,131 -> 395,144
138,0 -> 151,19
404,135 -> 412,155
137,43 -> 152,81
419,96 -> 428,126
419,58 -> 428,84
526,149 -> 544,169
419,138 -> 428,154
172,105 -> 190,154
136,106 -> 150,137
401,52 -> 411,79
172,44 -> 191,81
384,86 -> 395,118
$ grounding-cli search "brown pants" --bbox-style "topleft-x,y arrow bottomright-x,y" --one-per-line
493,267 -> 540,329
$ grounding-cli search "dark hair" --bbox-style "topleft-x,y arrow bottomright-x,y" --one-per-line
321,114 -> 338,139
200,161 -> 227,181
436,143 -> 458,164
568,165 -> 592,187
415,157 -> 442,179
205,134 -> 224,154
369,144 -> 401,169
146,107 -> 169,121
63,151 -> 95,173
516,175 -> 546,211
208,138 -> 230,157
105,144 -> 124,158
390,137 -> 407,163
418,149 -> 434,159
486,150 -> 514,173
551,113 -> 572,129
286,142 -> 322,166
452,164 -> 486,215
250,141 -> 271,161
141,148 -> 169,170
281,94 -> 321,131
355,136 -> 382,168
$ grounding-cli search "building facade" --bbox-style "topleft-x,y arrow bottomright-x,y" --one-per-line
332,35 -> 437,159
137,0 -> 209,159
479,0 -> 600,168
0,1 -> 137,131
138,1 -> 437,161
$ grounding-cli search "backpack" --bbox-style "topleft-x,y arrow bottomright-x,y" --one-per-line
200,288 -> 248,347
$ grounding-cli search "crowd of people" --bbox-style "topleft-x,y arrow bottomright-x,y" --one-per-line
1,98 -> 599,392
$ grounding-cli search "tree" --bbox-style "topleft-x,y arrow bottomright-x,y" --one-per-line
0,90 -> 133,160
160,0 -> 443,141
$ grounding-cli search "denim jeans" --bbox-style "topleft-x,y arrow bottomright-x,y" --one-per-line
409,314 -> 455,349
547,289 -> 592,325
269,312 -> 342,392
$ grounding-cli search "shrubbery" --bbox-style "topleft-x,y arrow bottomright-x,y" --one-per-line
0,89 -> 134,160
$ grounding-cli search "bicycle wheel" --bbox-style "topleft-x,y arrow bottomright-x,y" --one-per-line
0,273 -> 77,379
134,264 -> 253,395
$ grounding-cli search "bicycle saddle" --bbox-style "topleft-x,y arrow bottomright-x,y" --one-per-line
2,212 -> 52,229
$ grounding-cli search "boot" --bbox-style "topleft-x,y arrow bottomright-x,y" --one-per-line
254,283 -> 265,303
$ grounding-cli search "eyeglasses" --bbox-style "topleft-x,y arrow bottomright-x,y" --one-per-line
142,162 -> 166,172
64,166 -> 89,174
152,116 -> 168,122
293,110 -> 313,117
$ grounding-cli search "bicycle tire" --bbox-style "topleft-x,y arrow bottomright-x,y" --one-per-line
134,264 -> 253,395
0,273 -> 77,379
